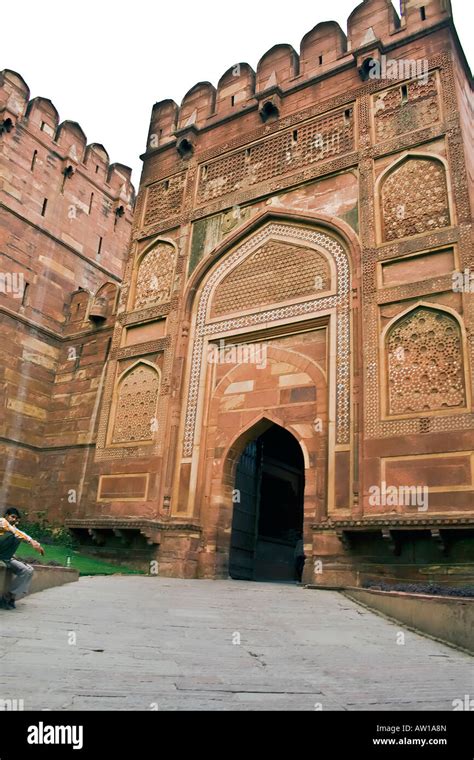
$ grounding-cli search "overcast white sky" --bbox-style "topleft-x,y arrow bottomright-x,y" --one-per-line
2,1 -> 472,187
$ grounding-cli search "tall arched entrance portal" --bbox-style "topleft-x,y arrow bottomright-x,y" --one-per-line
170,212 -> 358,583
229,424 -> 305,582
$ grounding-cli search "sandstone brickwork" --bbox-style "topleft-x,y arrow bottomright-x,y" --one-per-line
3,0 -> 473,587
0,70 -> 134,530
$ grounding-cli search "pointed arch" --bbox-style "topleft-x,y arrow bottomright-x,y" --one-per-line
184,208 -> 361,318
131,238 -> 177,311
375,151 -> 453,243
218,417 -> 308,580
208,235 -> 336,321
381,302 -> 469,418
173,210 -> 358,532
89,281 -> 119,319
68,288 -> 91,323
108,360 -> 161,446
213,346 -> 327,399
116,358 -> 160,383
182,213 -> 354,458
224,412 -> 311,474
135,235 -> 178,268
186,332 -> 328,530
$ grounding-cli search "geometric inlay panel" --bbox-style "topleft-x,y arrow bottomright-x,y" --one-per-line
211,240 -> 331,317
143,173 -> 186,227
134,243 -> 176,310
382,158 -> 450,242
112,364 -> 160,444
387,307 -> 466,416
197,107 -> 354,205
374,73 -> 440,143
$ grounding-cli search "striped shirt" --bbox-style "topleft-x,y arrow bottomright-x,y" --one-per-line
0,517 -> 34,546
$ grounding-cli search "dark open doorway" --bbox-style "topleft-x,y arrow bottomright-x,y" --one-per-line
229,424 -> 305,582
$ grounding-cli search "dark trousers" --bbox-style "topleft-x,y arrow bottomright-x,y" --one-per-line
295,555 -> 305,582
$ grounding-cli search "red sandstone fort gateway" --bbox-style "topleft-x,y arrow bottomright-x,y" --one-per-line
0,0 -> 472,586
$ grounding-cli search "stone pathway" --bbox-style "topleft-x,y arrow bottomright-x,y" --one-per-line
0,577 -> 472,710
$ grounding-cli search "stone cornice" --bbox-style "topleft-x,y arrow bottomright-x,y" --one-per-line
312,517 -> 474,530
66,518 -> 201,533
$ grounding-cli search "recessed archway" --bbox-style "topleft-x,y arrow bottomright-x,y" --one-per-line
229,423 -> 305,583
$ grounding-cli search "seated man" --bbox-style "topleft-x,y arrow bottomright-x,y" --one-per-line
0,508 -> 44,610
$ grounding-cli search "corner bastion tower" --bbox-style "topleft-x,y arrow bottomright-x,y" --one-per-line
0,70 -> 134,540
71,0 -> 471,585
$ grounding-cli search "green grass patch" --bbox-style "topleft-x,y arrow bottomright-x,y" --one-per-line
15,542 -> 144,576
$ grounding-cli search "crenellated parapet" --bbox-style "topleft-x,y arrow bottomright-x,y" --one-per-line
0,69 -> 135,205
25,96 -> 60,136
143,0 -> 456,162
256,44 -> 299,94
300,22 -> 348,79
0,67 -> 136,344
178,82 -> 216,131
347,0 -> 402,51
217,64 -> 256,115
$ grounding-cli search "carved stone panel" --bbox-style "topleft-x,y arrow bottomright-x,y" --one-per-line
211,240 -> 331,318
134,243 -> 176,310
387,307 -> 466,416
184,223 -> 351,455
381,158 -> 450,242
112,364 -> 160,444
143,173 -> 186,227
373,73 -> 440,143
197,107 -> 354,205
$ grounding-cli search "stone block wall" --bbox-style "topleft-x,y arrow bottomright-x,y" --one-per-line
0,69 -> 134,520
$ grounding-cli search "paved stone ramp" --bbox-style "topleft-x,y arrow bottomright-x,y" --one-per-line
0,577 -> 472,711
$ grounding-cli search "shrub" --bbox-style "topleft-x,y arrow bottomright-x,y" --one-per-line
17,512 -> 77,549
362,580 -> 474,598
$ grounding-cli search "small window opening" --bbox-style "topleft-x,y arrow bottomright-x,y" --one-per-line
260,101 -> 279,123
41,198 -> 48,216
177,138 -> 194,159
163,179 -> 170,190
292,130 -> 298,143
89,192 -> 94,214
420,6 -> 426,21
231,95 -> 235,106
95,165 -> 100,174
97,236 -> 103,255
401,84 -> 408,104
114,205 -> 125,230
359,57 -> 376,81
0,117 -> 13,135
31,150 -> 38,171
21,282 -> 29,307
319,55 -> 323,65
61,165 -> 74,193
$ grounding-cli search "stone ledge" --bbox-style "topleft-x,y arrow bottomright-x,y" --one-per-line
305,561 -> 474,590
66,518 -> 201,533
312,517 -> 474,530
0,564 -> 79,597
343,587 -> 474,655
